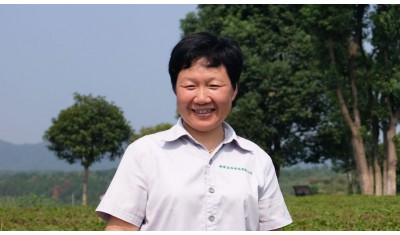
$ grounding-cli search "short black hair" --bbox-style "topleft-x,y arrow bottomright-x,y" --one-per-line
168,32 -> 243,93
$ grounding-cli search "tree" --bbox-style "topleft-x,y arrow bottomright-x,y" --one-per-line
180,5 -> 399,194
130,123 -> 173,142
300,5 -> 375,195
300,4 -> 400,196
395,133 -> 400,192
180,5 -> 326,177
43,93 -> 133,205
370,4 -> 400,195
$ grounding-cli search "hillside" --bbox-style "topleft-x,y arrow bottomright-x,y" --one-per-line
0,139 -> 120,172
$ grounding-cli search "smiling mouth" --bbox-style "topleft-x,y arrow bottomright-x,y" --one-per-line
192,109 -> 215,114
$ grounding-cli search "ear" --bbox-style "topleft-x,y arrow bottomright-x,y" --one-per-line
231,84 -> 238,101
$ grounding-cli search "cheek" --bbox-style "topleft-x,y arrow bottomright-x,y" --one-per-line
176,92 -> 191,107
215,93 -> 234,105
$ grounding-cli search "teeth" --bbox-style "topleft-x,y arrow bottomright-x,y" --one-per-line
195,109 -> 213,114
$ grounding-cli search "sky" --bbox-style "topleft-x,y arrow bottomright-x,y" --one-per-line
0,4 -> 198,145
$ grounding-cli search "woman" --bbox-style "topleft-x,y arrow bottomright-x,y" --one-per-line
96,32 -> 292,231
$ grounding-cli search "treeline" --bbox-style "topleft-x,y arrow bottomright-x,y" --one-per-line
0,165 -> 360,206
0,170 -> 115,206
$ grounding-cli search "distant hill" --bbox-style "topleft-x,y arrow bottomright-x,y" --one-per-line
0,139 -> 120,172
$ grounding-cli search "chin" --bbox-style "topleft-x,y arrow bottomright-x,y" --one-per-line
191,121 -> 221,132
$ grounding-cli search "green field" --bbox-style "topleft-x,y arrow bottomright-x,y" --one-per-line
1,194 -> 399,231
284,195 -> 400,231
1,165 -> 398,230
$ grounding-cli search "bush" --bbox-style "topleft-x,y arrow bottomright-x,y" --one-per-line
283,195 -> 400,231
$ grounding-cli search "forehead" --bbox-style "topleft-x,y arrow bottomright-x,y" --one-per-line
178,61 -> 228,80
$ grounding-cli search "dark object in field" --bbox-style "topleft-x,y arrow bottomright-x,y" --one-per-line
293,185 -> 311,196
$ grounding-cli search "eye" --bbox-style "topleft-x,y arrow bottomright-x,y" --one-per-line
184,85 -> 196,90
209,84 -> 220,90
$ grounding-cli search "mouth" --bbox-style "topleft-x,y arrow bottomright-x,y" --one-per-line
192,108 -> 216,115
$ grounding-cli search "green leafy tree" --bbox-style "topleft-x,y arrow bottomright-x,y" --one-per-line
180,5 -> 326,176
300,4 -> 399,195
299,5 -> 378,195
371,4 -> 400,195
43,93 -> 133,205
130,123 -> 173,142
180,5 -> 399,193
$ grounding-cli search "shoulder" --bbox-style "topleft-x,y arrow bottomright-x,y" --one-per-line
234,135 -> 268,154
224,122 -> 264,153
121,129 -> 174,167
232,134 -> 274,165
129,128 -> 172,150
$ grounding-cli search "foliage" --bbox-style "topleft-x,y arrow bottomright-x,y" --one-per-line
43,93 -> 132,205
0,205 -> 105,231
371,5 -> 400,96
1,164 -> 385,207
298,4 -> 400,195
1,194 -> 399,230
180,4 -> 400,194
284,195 -> 400,231
180,5 -> 327,175
0,194 -> 60,208
0,166 -> 398,230
0,170 -> 116,206
130,123 -> 173,142
43,93 -> 133,168
0,164 -> 350,207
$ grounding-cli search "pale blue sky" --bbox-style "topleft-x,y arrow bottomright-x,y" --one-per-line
0,4 -> 198,144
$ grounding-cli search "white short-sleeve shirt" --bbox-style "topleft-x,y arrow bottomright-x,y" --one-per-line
96,118 -> 292,230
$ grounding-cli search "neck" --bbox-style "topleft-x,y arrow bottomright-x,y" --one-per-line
182,121 -> 225,152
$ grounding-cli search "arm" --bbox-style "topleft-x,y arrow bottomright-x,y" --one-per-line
105,216 -> 140,231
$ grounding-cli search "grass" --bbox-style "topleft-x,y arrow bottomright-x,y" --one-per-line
283,195 -> 400,231
0,194 -> 105,230
0,206 -> 105,231
1,194 -> 399,230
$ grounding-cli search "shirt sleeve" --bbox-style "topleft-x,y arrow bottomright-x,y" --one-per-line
258,153 -> 293,230
96,142 -> 148,227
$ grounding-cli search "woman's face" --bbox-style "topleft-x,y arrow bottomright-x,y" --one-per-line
176,58 -> 237,135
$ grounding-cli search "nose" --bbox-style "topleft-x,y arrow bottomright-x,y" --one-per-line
193,87 -> 211,104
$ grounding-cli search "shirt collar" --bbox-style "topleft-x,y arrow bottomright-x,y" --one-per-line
159,118 -> 188,142
161,117 -> 253,152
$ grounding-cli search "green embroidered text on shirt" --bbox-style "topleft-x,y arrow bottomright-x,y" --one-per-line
219,164 -> 252,175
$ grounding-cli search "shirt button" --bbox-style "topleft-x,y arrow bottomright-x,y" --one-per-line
209,187 -> 215,193
208,215 -> 215,222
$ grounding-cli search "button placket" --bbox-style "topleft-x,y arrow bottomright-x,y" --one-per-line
205,164 -> 217,230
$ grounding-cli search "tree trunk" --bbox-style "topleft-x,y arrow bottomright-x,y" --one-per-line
335,85 -> 373,195
351,134 -> 374,195
382,124 -> 389,194
385,135 -> 397,195
328,32 -> 374,195
347,170 -> 359,194
82,166 -> 89,206
372,116 -> 382,195
373,156 -> 383,196
385,98 -> 399,195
